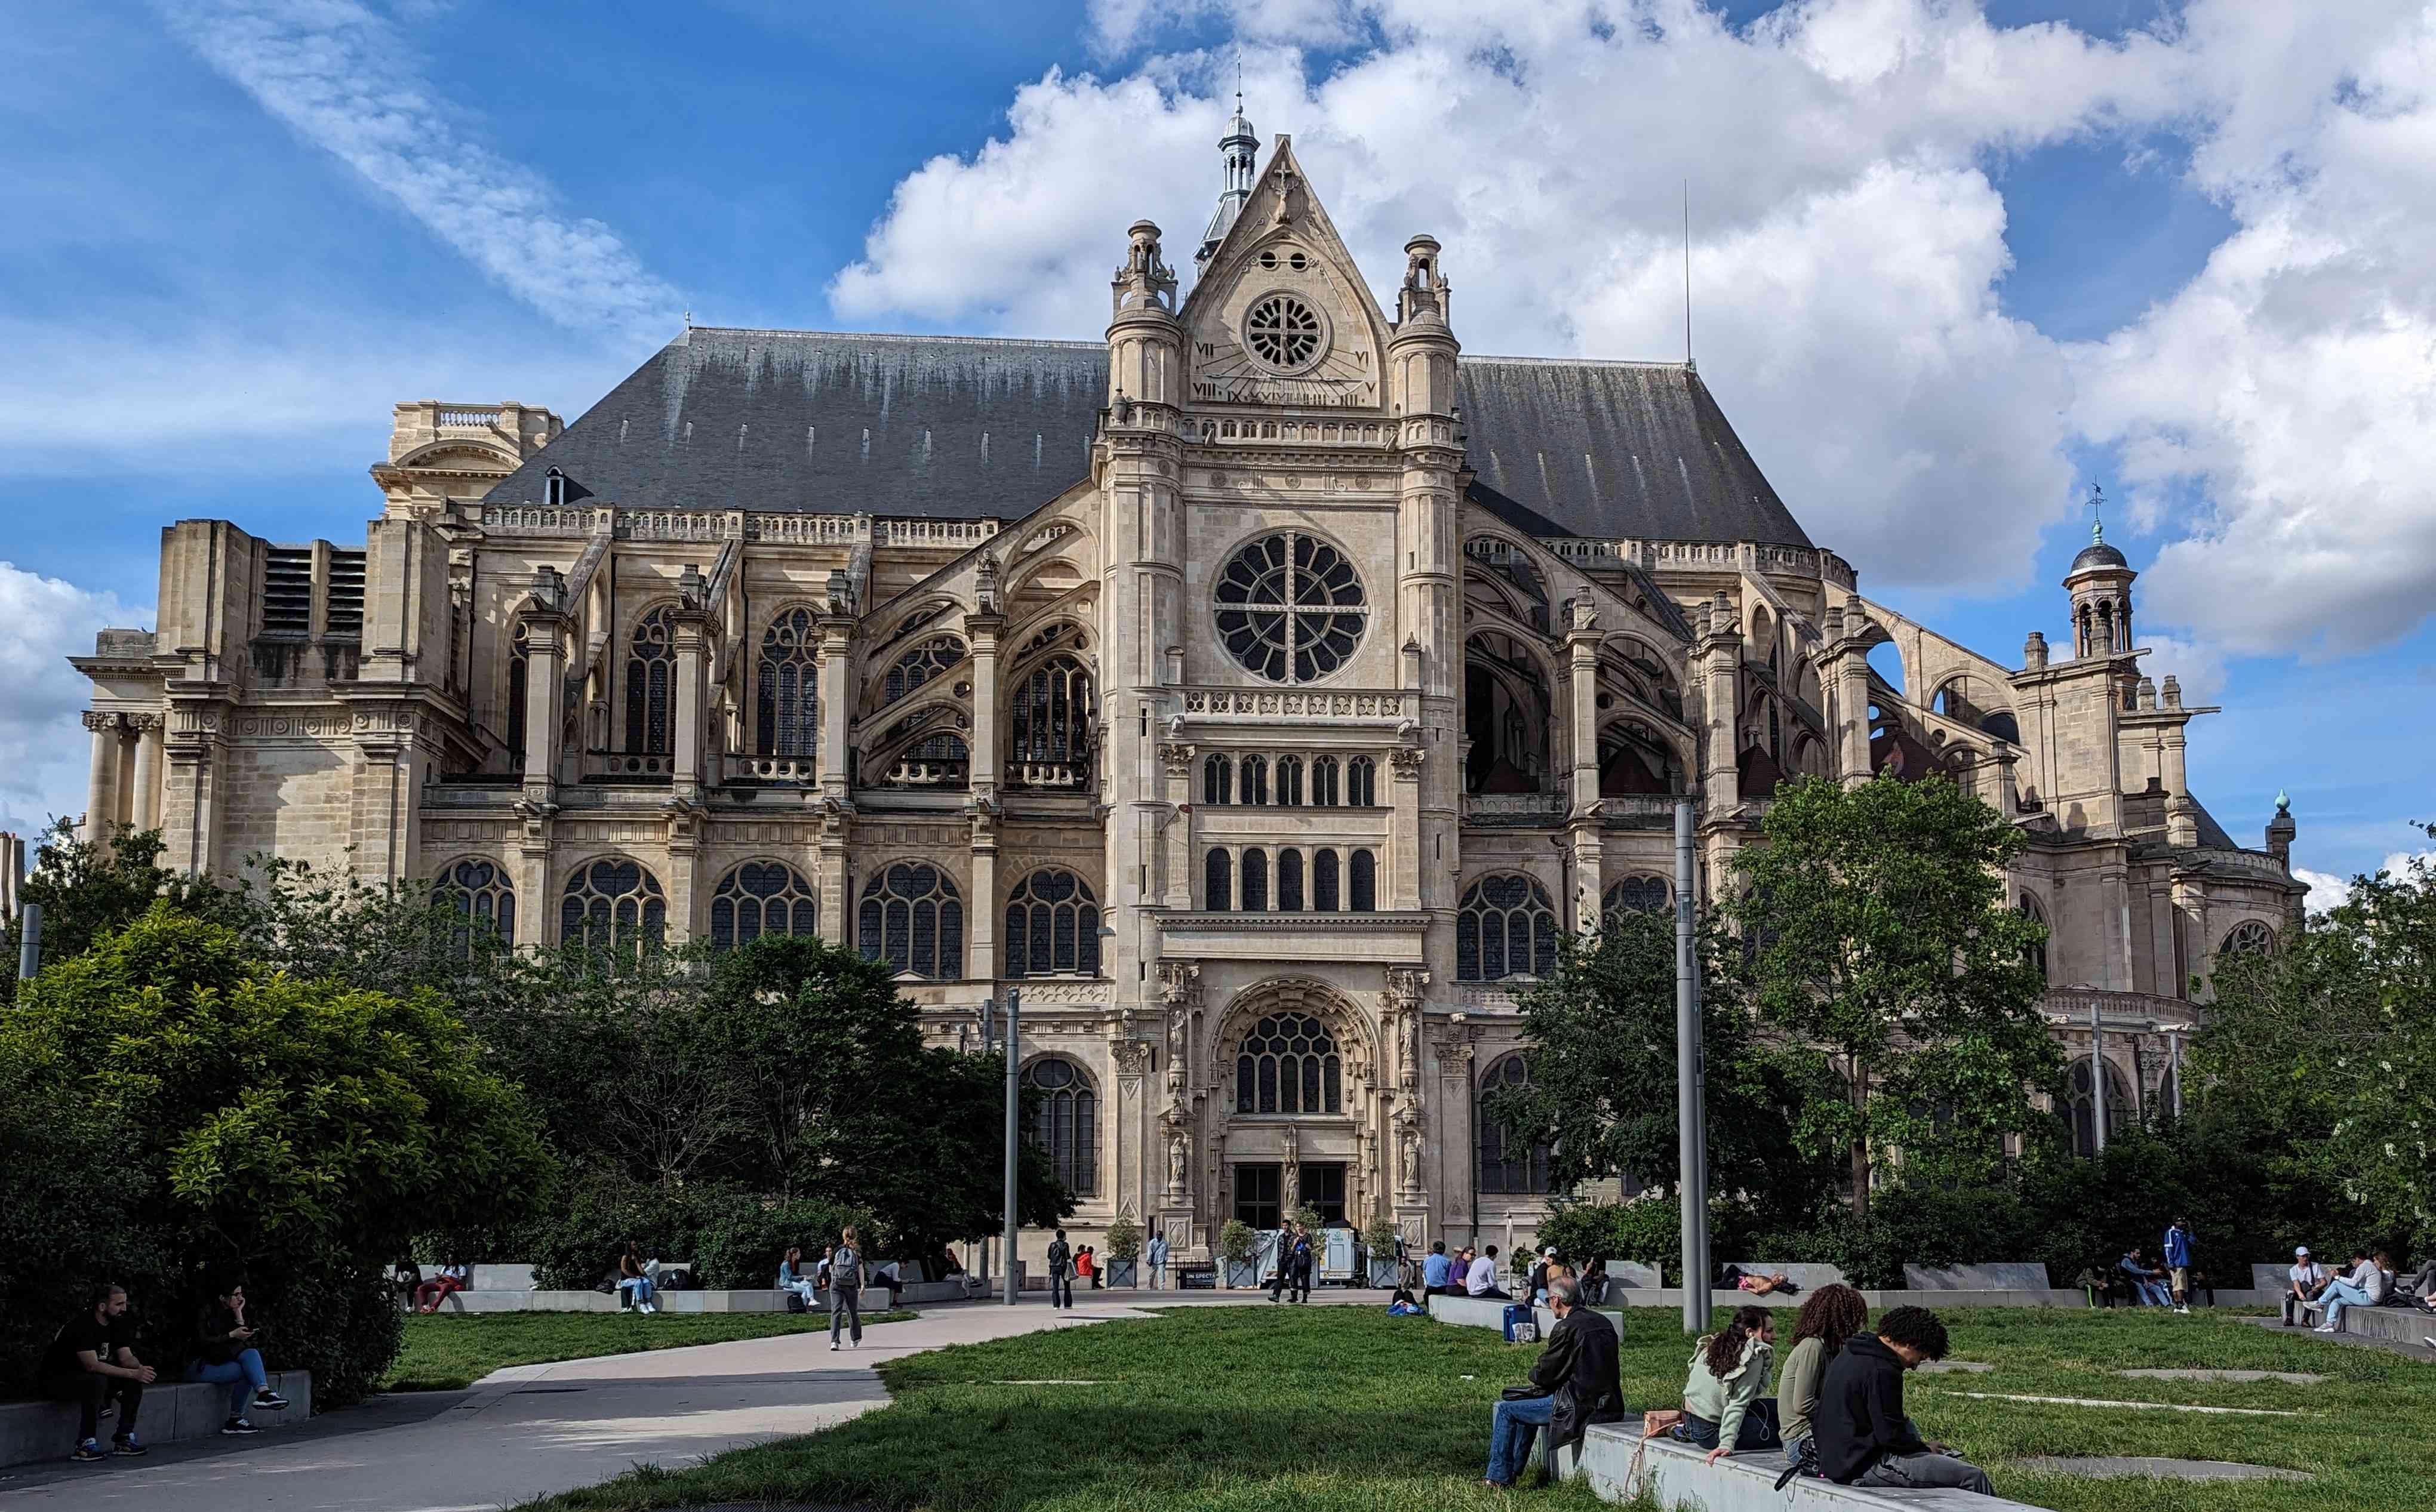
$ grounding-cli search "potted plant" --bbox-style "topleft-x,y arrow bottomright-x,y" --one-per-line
1102,1212 -> 1142,1289
1362,1213 -> 1404,1289
1218,1219 -> 1257,1289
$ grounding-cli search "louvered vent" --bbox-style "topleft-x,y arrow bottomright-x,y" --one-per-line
325,549 -> 367,639
263,548 -> 313,637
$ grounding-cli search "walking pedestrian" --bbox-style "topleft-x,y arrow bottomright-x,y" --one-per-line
829,1225 -> 866,1350
1147,1230 -> 1170,1291
1046,1228 -> 1075,1309
2163,1217 -> 2195,1314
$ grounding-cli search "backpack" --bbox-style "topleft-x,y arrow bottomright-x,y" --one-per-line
1048,1239 -> 1071,1274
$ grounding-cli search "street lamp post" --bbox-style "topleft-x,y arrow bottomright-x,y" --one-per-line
1674,797 -> 1709,1333
1002,987 -> 1022,1305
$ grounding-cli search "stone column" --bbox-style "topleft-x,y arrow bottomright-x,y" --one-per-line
159,704 -> 227,876
966,608 -> 1004,980
2160,720 -> 2197,848
816,586 -> 857,946
670,577 -> 712,805
1565,601 -> 1601,812
128,714 -> 165,830
80,712 -> 121,850
1389,746 -> 1425,910
1697,595 -> 1743,811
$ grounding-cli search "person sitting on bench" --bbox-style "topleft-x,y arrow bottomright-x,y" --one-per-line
413,1260 -> 469,1314
1466,1244 -> 1512,1301
1481,1277 -> 1624,1488
2314,1249 -> 2382,1332
2283,1247 -> 2330,1327
1423,1240 -> 1458,1297
1673,1304 -> 1782,1462
190,1279 -> 290,1437
41,1282 -> 155,1462
1814,1305 -> 1995,1496
2117,1246 -> 2172,1307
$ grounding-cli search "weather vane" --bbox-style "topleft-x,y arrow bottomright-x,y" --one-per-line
2089,483 -> 2106,543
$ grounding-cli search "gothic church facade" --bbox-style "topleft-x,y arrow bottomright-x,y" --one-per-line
71,120 -> 2303,1264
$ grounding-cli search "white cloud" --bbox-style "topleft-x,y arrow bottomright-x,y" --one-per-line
2292,867 -> 2351,913
2295,848 -> 2436,914
2069,1 -> 2436,657
156,1 -> 682,349
829,2 -> 2180,587
832,0 -> 2436,657
0,565 -> 143,841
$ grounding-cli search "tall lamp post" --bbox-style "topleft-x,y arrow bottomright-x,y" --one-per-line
1674,797 -> 1709,1332
1002,987 -> 1022,1305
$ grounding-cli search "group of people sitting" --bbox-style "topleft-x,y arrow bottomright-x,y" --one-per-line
1482,1281 -> 1995,1496
38,1280 -> 293,1464
2112,1217 -> 2203,1311
1420,1240 -> 1524,1300
2280,1245 -> 2436,1337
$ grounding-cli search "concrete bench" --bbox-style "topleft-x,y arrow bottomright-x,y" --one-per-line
2314,1299 -> 2434,1344
1560,1419 -> 2053,1511
0,1371 -> 312,1470
1584,1259 -> 1662,1291
1906,1263 -> 2051,1292
427,1288 -> 795,1314
1427,1295 -> 1529,1332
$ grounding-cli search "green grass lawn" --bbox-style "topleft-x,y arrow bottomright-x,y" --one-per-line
383,1308 -> 919,1391
512,1304 -> 2432,1512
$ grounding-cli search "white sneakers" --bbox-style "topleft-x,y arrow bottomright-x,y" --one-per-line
2314,1323 -> 2337,1333
639,1302 -> 657,1314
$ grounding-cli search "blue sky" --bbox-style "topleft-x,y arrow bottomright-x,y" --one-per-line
2,1 -> 2429,895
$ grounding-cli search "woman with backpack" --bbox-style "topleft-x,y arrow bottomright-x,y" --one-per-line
1672,1305 -> 1781,1464
829,1226 -> 865,1350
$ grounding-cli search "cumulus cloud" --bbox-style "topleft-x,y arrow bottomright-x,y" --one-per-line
830,0 -> 2436,658
2294,847 -> 2436,915
0,565 -> 142,841
156,1 -> 682,348
828,1 -> 2170,587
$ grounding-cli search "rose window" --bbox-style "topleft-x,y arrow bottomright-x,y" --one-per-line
1244,294 -> 1323,371
1214,532 -> 1368,683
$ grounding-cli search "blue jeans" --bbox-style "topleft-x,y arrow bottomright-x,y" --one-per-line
1786,1434 -> 1813,1468
619,1276 -> 655,1308
1485,1393 -> 1557,1485
1148,1261 -> 1166,1289
2129,1279 -> 2171,1307
2318,1279 -> 2373,1328
189,1350 -> 267,1420
1675,1398 -> 1780,1452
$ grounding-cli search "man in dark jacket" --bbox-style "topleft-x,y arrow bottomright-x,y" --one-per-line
1482,1277 -> 1625,1487
1813,1306 -> 1994,1495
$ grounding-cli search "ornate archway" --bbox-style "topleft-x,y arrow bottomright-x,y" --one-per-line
1200,976 -> 1385,1231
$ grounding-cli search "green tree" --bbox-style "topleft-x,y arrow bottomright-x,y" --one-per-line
1,822 -> 241,997
1486,906 -> 1838,1224
1729,774 -> 2059,1215
2199,828 -> 2436,1249
0,905 -> 549,1402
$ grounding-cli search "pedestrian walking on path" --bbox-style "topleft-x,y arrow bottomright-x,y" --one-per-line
1047,1229 -> 1075,1309
830,1225 -> 866,1350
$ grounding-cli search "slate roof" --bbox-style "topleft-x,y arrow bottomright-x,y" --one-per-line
486,328 -> 1812,547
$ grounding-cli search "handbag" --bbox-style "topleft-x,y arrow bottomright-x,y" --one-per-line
1500,1384 -> 1550,1400
1641,1408 -> 1684,1437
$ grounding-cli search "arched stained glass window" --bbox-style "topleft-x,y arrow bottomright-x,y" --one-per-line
1349,849 -> 1377,912
882,636 -> 964,706
1203,754 -> 1232,805
1241,847 -> 1269,911
561,857 -> 665,955
1213,532 -> 1369,684
1603,874 -> 1669,918
712,861 -> 817,949
1277,849 -> 1305,911
623,606 -> 676,754
2068,1058 -> 2133,1157
1022,1057 -> 1099,1196
1010,654 -> 1091,785
1205,848 -> 1233,911
1314,849 -> 1341,911
1311,755 -> 1340,807
436,858 -> 515,959
1006,869 -> 1102,977
755,607 -> 820,757
1457,874 -> 1558,980
2220,920 -> 2276,958
857,863 -> 964,980
2018,893 -> 2050,983
1240,755 -> 1269,806
1348,755 -> 1377,806
1234,1013 -> 1342,1114
1478,1054 -> 1552,1193
1275,756 -> 1303,806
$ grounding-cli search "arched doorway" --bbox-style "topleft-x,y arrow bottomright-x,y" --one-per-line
1204,978 -> 1379,1235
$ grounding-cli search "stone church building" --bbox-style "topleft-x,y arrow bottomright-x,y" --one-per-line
70,118 -> 2303,1266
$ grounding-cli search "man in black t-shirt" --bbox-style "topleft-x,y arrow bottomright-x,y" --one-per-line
41,1283 -> 156,1462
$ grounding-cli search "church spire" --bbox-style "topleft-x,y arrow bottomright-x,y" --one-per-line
1197,78 -> 1259,270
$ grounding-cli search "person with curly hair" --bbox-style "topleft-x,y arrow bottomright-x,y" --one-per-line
1672,1304 -> 1781,1463
1814,1305 -> 1994,1495
1776,1283 -> 1869,1469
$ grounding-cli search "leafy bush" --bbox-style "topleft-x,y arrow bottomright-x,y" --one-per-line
0,906 -> 548,1403
693,1194 -> 871,1289
1101,1213 -> 1143,1264
1217,1220 -> 1255,1264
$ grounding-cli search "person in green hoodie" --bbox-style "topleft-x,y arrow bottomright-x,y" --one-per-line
1672,1304 -> 1781,1463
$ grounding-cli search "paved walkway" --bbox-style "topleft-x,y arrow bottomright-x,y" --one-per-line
0,1291 -> 1383,1511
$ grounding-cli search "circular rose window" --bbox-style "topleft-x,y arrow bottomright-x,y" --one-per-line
1244,294 -> 1324,372
1214,532 -> 1368,683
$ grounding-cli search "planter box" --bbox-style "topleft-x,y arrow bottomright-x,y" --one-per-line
1223,1258 -> 1260,1289
1368,1258 -> 1402,1288
1105,1258 -> 1139,1288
